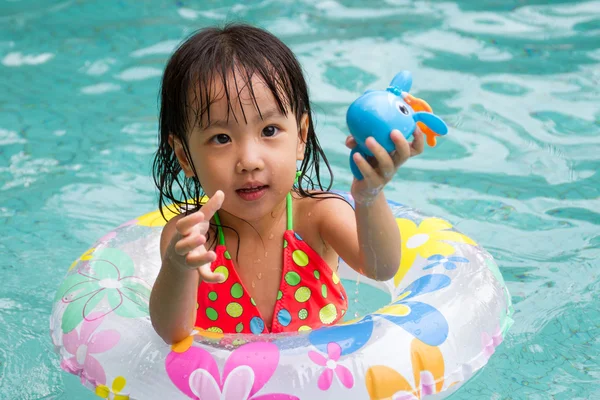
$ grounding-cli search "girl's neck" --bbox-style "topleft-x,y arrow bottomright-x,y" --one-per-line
213,196 -> 289,244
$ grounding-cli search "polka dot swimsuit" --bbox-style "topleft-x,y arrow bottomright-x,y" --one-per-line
194,193 -> 348,334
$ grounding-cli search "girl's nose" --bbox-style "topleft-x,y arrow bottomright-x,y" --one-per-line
235,142 -> 265,173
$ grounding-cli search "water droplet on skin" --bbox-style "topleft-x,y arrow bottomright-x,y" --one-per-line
308,212 -> 312,217
257,272 -> 262,280
264,252 -> 268,257
252,280 -> 256,288
269,233 -> 274,239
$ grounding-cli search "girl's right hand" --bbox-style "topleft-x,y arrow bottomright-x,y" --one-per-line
167,190 -> 226,283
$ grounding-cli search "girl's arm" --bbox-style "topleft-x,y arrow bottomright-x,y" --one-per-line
354,192 -> 401,280
318,129 -> 424,281
149,192 -> 226,344
149,215 -> 200,344
316,192 -> 399,281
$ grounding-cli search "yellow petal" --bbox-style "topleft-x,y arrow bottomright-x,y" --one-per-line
136,209 -> 173,227
395,291 -> 411,302
411,339 -> 445,394
394,218 -> 420,286
114,395 -> 129,400
418,218 -> 454,234
68,248 -> 95,271
430,230 -> 477,246
397,218 -> 418,237
80,248 -> 95,260
95,385 -> 110,398
416,240 -> 456,259
338,317 -> 362,325
137,197 -> 210,227
366,365 -> 414,399
111,376 -> 127,393
376,304 -> 411,317
68,260 -> 78,271
395,248 -> 417,287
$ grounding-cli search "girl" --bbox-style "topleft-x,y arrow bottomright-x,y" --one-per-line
149,23 -> 424,343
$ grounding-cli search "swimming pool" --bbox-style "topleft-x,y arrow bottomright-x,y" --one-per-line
1,0 -> 598,398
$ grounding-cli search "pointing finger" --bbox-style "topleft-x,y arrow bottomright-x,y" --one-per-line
200,190 -> 225,221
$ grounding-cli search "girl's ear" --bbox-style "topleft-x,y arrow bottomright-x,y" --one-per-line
169,134 -> 194,177
296,113 -> 309,160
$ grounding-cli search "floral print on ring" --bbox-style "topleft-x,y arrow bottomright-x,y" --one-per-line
165,341 -> 298,400
95,376 -> 129,399
365,338 -> 451,400
308,342 -> 354,390
394,217 -> 476,285
423,254 -> 469,271
309,274 -> 451,356
60,312 -> 120,385
56,248 -> 151,333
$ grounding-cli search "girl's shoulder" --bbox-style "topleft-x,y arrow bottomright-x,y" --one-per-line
292,190 -> 356,270
293,190 -> 350,211
293,190 -> 354,231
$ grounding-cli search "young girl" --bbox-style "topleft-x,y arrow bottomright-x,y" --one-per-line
149,23 -> 424,343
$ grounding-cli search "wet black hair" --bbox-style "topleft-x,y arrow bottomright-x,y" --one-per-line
153,23 -> 336,221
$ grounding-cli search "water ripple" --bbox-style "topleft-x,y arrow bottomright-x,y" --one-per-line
0,0 -> 598,398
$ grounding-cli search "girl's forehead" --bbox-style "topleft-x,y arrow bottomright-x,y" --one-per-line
194,71 -> 290,126
215,74 -> 273,110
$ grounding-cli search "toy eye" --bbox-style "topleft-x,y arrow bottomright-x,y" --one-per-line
396,102 -> 409,115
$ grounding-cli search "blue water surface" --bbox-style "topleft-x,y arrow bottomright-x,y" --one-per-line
1,0 -> 599,399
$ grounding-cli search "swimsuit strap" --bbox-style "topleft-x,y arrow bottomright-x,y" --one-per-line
213,209 -> 226,246
287,170 -> 301,231
213,171 -> 300,246
286,192 -> 293,231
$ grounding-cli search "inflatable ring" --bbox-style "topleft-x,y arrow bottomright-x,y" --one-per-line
50,192 -> 513,399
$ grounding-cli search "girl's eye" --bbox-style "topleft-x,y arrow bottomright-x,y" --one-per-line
212,134 -> 230,144
262,126 -> 279,137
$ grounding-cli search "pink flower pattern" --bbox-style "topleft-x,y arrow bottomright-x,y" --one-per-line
60,313 -> 120,385
165,342 -> 298,400
308,342 -> 354,390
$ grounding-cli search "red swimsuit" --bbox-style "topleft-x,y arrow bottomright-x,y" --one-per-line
195,193 -> 348,334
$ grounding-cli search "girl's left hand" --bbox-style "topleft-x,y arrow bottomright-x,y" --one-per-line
345,128 -> 424,204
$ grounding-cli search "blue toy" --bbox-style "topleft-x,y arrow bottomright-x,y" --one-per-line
346,70 -> 448,180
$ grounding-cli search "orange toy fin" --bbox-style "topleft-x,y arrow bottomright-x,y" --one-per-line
404,93 -> 440,147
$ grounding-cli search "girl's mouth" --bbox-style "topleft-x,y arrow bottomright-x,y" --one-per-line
236,185 -> 269,201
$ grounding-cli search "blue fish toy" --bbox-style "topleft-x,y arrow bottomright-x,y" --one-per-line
346,71 -> 448,180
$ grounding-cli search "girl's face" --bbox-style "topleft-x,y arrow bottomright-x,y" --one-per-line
172,73 -> 308,223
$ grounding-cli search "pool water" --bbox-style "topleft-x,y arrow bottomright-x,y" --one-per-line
1,0 -> 599,399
